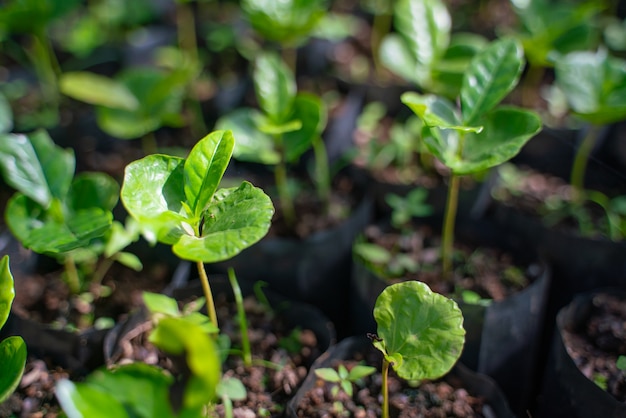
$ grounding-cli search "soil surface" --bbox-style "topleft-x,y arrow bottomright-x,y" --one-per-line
293,343 -> 488,417
561,293 -> 626,403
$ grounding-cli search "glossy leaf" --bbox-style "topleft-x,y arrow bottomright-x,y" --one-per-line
0,131 -> 74,208
120,154 -> 187,244
0,336 -> 26,403
373,281 -> 465,381
0,92 -> 12,134
149,317 -> 220,409
395,0 -> 450,82
184,131 -> 234,219
424,107 -> 542,174
461,37 -> 524,126
68,173 -> 120,212
555,49 -> 626,125
401,92 -> 480,132
0,256 -> 14,329
56,363 -> 175,418
60,72 -> 139,111
173,182 -> 274,262
254,52 -> 296,124
379,33 -> 420,83
143,292 -> 180,317
215,108 -> 281,165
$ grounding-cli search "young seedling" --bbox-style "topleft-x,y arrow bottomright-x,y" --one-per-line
0,255 -> 27,403
314,363 -> 376,398
553,48 -> 626,200
401,37 -> 542,279
0,130 -> 141,294
215,52 -> 327,229
60,67 -> 191,152
379,0 -> 487,98
120,129 -> 274,330
369,280 -> 465,418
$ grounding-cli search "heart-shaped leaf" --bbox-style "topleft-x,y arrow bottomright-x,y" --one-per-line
424,107 -> 542,174
60,71 -> 139,111
184,130 -> 234,219
461,37 -> 524,126
0,256 -> 14,330
254,52 -> 296,124
215,108 -> 281,165
0,336 -> 27,403
373,280 -> 465,381
173,182 -> 274,262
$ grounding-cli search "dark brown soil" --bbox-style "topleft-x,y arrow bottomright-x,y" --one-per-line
561,293 -> 626,403
294,345 -> 487,417
358,222 -> 532,302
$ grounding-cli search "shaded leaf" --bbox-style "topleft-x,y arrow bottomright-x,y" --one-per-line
60,72 -> 139,111
0,336 -> 26,403
254,52 -> 296,123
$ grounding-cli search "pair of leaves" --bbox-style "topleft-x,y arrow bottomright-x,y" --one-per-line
60,68 -> 188,140
555,48 -> 626,125
241,0 -> 329,46
216,52 -> 326,165
401,37 -> 542,175
380,0 -> 487,97
0,256 -> 27,403
0,130 -> 118,255
121,130 -> 274,263
372,280 -> 465,381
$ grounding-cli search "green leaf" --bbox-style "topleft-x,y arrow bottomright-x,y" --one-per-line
114,252 -> 143,271
0,336 -> 26,403
143,292 -> 180,317
173,182 -> 274,262
0,131 -> 74,207
283,93 -> 326,163
216,377 -> 247,401
56,379 -> 130,418
0,92 -> 13,134
68,172 -> 120,212
184,130 -> 234,219
149,317 -> 220,409
395,0 -> 451,83
401,92 -> 480,132
348,365 -> 377,380
461,37 -> 525,126
60,72 -> 139,111
315,368 -> 341,382
380,33 -> 421,83
254,52 -> 296,124
353,242 -> 392,265
373,281 -> 465,381
0,256 -> 14,330
121,154 -> 187,244
555,49 -> 626,125
215,108 -> 281,165
424,107 -> 542,174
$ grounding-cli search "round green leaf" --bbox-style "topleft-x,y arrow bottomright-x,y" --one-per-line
173,182 -> 274,262
0,336 -> 26,403
461,37 -> 524,126
373,281 -> 465,381
0,255 -> 14,330
60,72 -> 139,111
184,130 -> 234,218
254,52 -> 296,124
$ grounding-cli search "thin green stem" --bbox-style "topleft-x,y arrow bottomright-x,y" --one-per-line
520,63 -> 545,108
227,268 -> 252,367
141,131 -> 158,155
281,46 -> 298,75
91,256 -> 115,288
371,12 -> 393,79
571,124 -> 601,202
442,174 -> 461,281
381,358 -> 390,418
63,256 -> 81,294
275,160 -> 296,228
197,261 -> 218,330
312,137 -> 330,210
